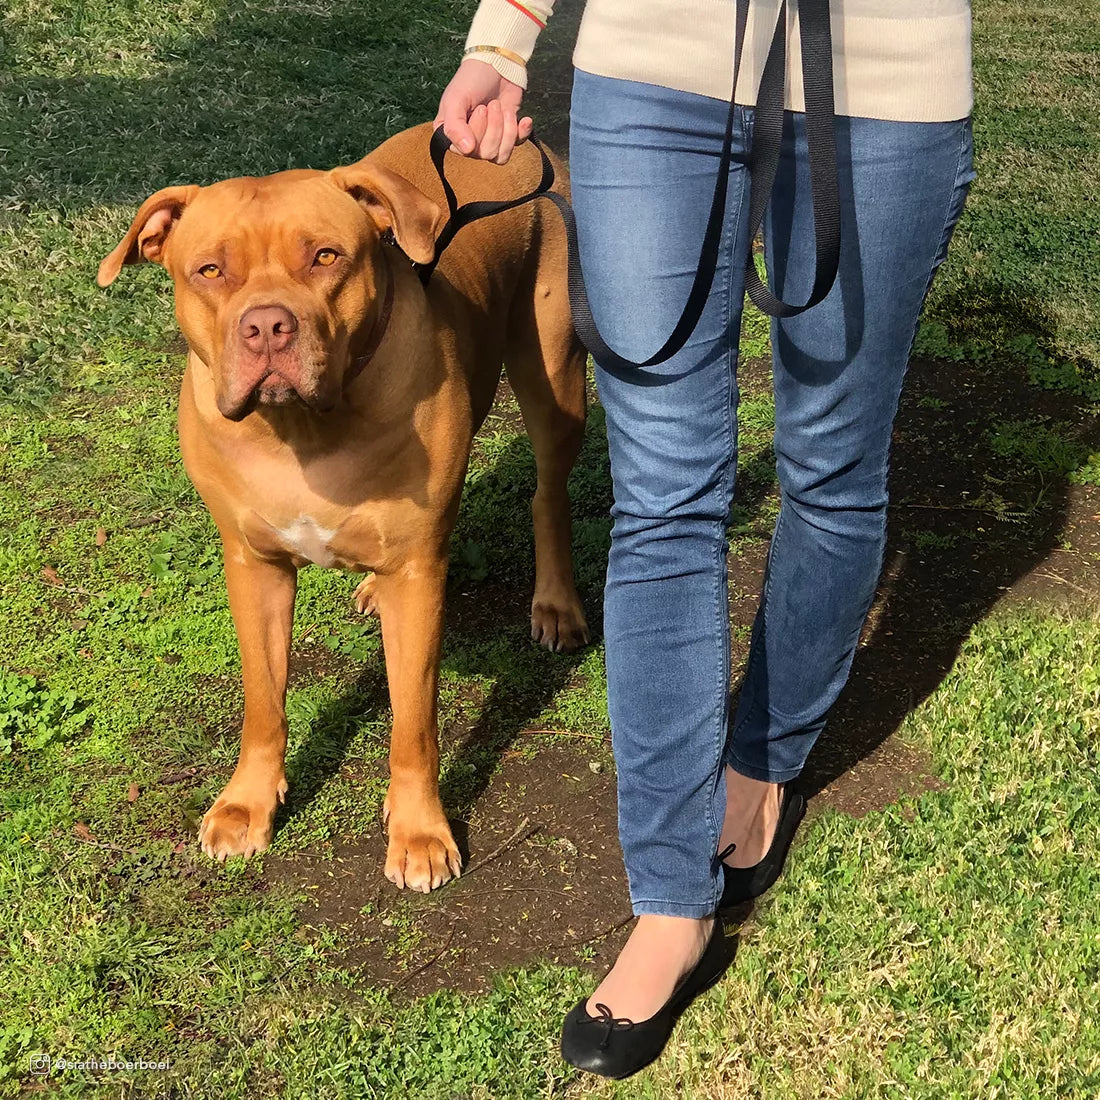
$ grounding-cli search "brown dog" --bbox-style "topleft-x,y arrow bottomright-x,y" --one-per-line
98,122 -> 589,892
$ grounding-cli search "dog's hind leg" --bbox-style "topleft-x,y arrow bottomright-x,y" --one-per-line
504,246 -> 590,653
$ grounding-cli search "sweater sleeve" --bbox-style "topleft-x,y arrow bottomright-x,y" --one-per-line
463,0 -> 557,89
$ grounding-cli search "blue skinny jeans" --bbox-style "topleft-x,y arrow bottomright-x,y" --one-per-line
569,68 -> 975,918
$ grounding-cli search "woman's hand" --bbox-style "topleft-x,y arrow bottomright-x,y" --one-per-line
434,58 -> 534,164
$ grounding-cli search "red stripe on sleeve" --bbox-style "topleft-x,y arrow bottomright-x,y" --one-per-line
503,0 -> 546,29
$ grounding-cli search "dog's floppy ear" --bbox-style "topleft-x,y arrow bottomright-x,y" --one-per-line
97,185 -> 200,287
329,159 -> 443,266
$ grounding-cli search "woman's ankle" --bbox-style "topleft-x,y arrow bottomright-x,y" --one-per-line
584,914 -> 714,1018
719,767 -> 781,868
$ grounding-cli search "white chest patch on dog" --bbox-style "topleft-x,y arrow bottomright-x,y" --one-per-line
276,516 -> 338,567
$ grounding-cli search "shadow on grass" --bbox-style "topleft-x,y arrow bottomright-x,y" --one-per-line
439,425 -> 611,835
800,282 -> 1100,796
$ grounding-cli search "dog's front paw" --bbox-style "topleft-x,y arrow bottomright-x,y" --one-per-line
381,790 -> 462,893
531,593 -> 590,653
199,773 -> 288,861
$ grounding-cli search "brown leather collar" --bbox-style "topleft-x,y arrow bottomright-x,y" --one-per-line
345,254 -> 395,386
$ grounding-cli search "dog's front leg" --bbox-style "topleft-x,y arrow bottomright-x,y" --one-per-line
199,538 -> 296,860
374,557 -> 462,892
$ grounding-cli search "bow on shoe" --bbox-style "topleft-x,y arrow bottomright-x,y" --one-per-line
713,842 -> 737,872
579,1003 -> 636,1050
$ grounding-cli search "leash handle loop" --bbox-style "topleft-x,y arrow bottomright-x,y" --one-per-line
419,125 -> 557,285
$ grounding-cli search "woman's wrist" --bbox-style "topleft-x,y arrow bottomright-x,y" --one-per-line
464,0 -> 554,90
460,48 -> 528,90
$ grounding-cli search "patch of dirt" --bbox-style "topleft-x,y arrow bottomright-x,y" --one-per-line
445,578 -> 535,641
270,741 -> 632,999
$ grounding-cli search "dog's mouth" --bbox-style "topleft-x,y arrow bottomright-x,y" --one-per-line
256,372 -> 305,408
217,368 -> 337,422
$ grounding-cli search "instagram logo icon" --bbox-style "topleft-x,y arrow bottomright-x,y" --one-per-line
29,1054 -> 51,1076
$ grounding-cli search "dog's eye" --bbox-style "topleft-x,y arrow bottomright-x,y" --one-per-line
314,249 -> 339,267
198,264 -> 221,279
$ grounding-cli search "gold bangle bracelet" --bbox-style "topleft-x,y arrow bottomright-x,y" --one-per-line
463,44 -> 527,68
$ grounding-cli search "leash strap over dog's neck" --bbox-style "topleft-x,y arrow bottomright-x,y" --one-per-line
420,0 -> 840,371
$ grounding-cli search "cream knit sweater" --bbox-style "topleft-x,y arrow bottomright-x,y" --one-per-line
464,0 -> 972,122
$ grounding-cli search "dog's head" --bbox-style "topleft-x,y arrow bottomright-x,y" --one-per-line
98,161 -> 443,421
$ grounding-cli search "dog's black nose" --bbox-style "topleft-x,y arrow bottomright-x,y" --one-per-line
239,305 -> 298,354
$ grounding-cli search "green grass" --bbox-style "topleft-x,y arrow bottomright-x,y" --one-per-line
914,0 -> 1100,388
2,0 -> 1100,1096
988,417 -> 1100,486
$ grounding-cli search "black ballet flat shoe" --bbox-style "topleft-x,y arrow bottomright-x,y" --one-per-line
560,918 -> 728,1080
717,783 -> 807,909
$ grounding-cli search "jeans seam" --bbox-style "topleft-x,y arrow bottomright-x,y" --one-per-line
884,121 -> 973,524
726,752 -> 802,785
729,494 -> 787,748
631,899 -> 720,916
703,123 -> 747,912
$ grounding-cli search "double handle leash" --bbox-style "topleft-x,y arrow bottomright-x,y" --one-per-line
419,0 -> 840,372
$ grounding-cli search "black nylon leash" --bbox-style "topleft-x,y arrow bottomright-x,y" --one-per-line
418,0 -> 840,370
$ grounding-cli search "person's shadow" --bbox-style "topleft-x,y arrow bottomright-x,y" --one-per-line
801,286 -> 1100,797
